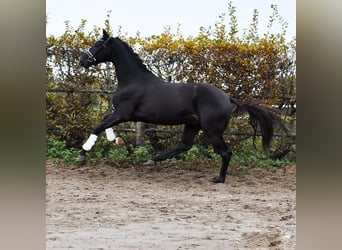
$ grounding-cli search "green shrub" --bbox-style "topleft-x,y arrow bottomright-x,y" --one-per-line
46,4 -> 296,151
47,137 -> 79,165
107,146 -> 130,165
131,144 -> 154,164
46,136 -> 294,171
231,139 -> 292,171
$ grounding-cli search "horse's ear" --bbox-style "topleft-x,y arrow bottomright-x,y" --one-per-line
102,29 -> 109,39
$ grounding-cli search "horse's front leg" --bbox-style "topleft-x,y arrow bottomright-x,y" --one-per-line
77,112 -> 125,162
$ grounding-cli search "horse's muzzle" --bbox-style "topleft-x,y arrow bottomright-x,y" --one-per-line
80,60 -> 90,69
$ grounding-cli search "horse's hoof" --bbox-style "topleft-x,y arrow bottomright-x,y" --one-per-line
210,176 -> 225,183
144,159 -> 156,165
77,154 -> 86,162
115,137 -> 125,145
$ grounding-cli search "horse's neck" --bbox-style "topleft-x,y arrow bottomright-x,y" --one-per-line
110,41 -> 155,83
113,60 -> 141,83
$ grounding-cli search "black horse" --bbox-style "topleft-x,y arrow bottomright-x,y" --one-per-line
78,29 -> 284,183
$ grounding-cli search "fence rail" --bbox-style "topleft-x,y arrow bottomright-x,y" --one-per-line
113,127 -> 296,138
47,89 -> 113,94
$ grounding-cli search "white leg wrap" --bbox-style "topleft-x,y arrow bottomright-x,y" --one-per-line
82,134 -> 98,151
105,128 -> 116,141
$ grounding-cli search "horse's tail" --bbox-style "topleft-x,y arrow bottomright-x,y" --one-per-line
230,97 -> 288,152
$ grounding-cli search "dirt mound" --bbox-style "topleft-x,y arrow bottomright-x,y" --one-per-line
46,161 -> 296,249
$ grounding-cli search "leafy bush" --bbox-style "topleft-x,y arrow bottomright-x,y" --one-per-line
46,135 -> 294,171
131,144 -> 154,164
107,147 -> 130,165
47,137 -> 79,165
46,3 -> 295,151
230,140 -> 292,171
46,3 -> 295,165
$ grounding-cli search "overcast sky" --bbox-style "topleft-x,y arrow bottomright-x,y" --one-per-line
46,0 -> 296,41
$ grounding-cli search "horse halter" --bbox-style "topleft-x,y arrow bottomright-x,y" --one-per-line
82,36 -> 113,64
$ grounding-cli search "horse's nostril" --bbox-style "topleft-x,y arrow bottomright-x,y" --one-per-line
80,61 -> 89,68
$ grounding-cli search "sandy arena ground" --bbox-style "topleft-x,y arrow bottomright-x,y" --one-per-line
46,161 -> 296,249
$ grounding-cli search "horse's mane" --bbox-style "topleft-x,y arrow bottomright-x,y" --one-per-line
114,37 -> 151,73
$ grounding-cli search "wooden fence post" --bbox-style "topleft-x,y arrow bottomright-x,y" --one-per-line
136,121 -> 145,146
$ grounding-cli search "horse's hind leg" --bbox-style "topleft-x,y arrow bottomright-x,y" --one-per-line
150,125 -> 200,163
207,133 -> 232,183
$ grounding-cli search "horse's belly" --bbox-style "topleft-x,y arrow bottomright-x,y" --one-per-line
132,108 -> 198,125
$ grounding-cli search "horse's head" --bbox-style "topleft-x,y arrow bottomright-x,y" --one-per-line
80,29 -> 113,68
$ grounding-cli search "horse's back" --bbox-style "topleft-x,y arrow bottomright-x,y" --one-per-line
156,81 -> 233,120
